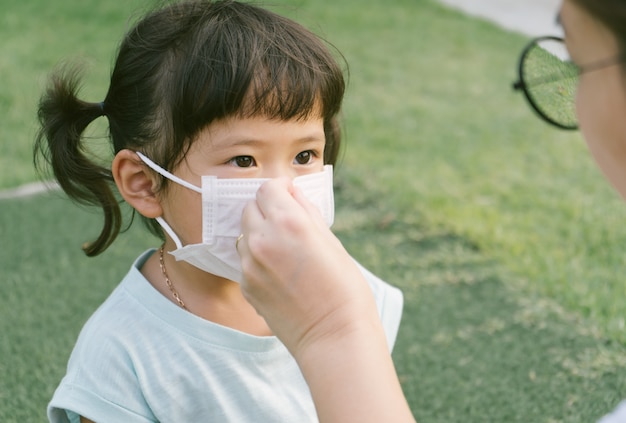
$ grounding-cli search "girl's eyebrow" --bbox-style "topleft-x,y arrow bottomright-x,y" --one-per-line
223,135 -> 325,147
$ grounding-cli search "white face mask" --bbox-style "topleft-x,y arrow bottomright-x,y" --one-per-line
136,152 -> 334,283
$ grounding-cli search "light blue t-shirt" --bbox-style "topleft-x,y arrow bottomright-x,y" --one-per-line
599,402 -> 626,423
48,250 -> 403,422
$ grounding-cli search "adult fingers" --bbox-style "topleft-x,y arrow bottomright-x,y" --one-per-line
290,185 -> 328,230
254,177 -> 300,217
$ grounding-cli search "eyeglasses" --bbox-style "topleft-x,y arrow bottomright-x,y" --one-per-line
513,36 -> 626,130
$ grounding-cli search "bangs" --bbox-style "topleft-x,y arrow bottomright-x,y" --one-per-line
237,65 -> 330,121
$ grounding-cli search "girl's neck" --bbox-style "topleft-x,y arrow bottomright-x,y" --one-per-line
141,246 -> 272,337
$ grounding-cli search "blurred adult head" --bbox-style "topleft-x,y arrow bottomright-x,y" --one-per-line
560,0 -> 626,199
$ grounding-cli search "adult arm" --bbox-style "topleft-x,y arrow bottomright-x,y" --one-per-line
239,178 -> 415,423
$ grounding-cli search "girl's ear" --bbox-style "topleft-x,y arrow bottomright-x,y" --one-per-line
112,149 -> 163,218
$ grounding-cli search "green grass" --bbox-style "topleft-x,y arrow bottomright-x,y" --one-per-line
333,180 -> 626,422
2,0 -> 626,421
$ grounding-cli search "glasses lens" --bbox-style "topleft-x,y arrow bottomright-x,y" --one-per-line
520,38 -> 578,129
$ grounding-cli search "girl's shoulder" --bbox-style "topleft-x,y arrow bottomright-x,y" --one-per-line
353,259 -> 404,351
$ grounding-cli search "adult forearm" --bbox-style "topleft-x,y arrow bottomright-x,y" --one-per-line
296,320 -> 416,423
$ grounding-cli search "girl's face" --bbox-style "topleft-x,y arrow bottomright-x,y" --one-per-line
561,0 -> 626,199
161,115 -> 326,246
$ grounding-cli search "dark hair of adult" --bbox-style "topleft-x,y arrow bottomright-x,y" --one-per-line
34,0 -> 346,256
571,0 -> 626,52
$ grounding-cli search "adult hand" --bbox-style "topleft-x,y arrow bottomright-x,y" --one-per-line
238,177 -> 380,358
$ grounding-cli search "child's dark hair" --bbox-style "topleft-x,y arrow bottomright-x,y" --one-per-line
34,0 -> 346,256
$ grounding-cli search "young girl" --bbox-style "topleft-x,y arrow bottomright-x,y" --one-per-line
35,1 -> 403,421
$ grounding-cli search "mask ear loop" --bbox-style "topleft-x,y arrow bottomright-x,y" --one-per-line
135,152 -> 202,194
135,151 -> 202,249
156,217 -> 183,249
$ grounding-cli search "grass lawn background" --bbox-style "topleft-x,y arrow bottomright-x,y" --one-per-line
2,0 -> 626,421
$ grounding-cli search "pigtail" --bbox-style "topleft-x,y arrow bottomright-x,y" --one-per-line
34,65 -> 121,256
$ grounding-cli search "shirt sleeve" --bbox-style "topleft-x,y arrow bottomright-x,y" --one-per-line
598,402 -> 626,423
48,383 -> 156,423
48,357 -> 157,423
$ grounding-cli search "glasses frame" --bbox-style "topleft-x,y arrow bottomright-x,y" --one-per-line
512,35 -> 578,131
514,35 -> 626,131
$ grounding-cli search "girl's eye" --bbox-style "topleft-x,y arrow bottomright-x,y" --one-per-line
295,150 -> 315,165
230,156 -> 256,168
